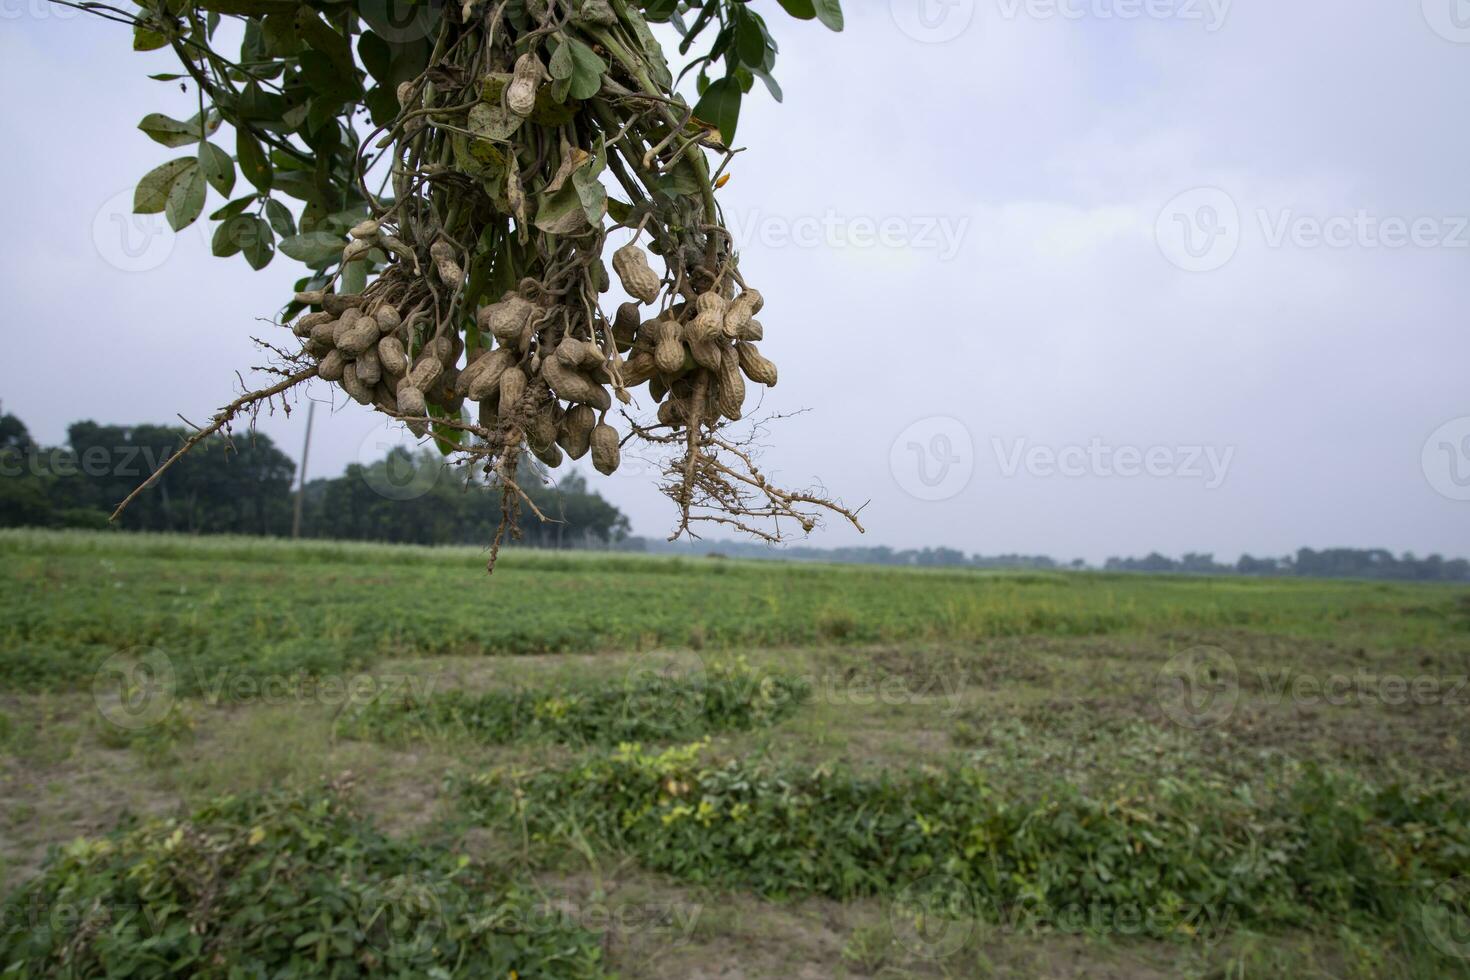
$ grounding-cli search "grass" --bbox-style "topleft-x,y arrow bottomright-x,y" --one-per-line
3,529 -> 1470,977
4,527 -> 1467,693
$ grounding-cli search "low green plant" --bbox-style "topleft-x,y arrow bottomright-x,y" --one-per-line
6,529 -> 1468,694
462,743 -> 1470,946
0,787 -> 603,978
340,659 -> 809,748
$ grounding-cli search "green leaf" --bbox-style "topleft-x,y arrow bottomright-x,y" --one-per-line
138,112 -> 218,148
623,7 -> 673,89
264,198 -> 296,237
529,88 -> 579,127
365,85 -> 399,128
468,102 -> 522,142
548,38 -> 574,82
358,31 -> 392,85
293,9 -> 355,78
133,23 -> 168,51
279,231 -> 345,265
775,0 -> 815,19
212,213 -> 254,257
428,403 -> 465,455
300,49 -> 363,105
134,158 -> 196,214
572,167 -> 607,227
260,11 -> 301,56
734,9 -> 767,67
606,197 -> 634,224
272,172 -> 326,205
198,141 -> 235,196
242,218 -> 275,270
752,68 -> 783,103
165,162 -> 206,231
692,76 -> 742,144
812,0 -> 843,31
534,181 -> 591,236
237,129 -> 272,192
655,170 -> 701,199
147,73 -> 186,81
209,194 -> 257,221
566,38 -> 607,101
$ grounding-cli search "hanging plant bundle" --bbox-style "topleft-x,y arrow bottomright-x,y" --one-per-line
100,0 -> 863,565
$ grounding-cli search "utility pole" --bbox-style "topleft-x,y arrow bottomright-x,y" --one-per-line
291,400 -> 315,539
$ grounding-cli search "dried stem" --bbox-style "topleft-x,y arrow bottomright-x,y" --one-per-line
109,367 -> 317,522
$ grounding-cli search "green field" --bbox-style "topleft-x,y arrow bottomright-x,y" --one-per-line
3,529 -> 1470,977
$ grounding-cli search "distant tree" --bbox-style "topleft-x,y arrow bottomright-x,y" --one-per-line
61,422 -> 295,535
0,411 -> 51,528
0,411 -> 32,453
303,450 -> 629,549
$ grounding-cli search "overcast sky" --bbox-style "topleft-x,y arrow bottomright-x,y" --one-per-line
2,1 -> 1469,562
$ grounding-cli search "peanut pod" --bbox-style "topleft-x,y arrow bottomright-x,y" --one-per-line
611,243 -> 661,304
735,341 -> 778,387
590,422 -> 620,475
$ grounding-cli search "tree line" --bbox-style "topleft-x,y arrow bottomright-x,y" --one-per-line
623,540 -> 1470,583
3,406 -> 1463,581
0,409 -> 629,547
